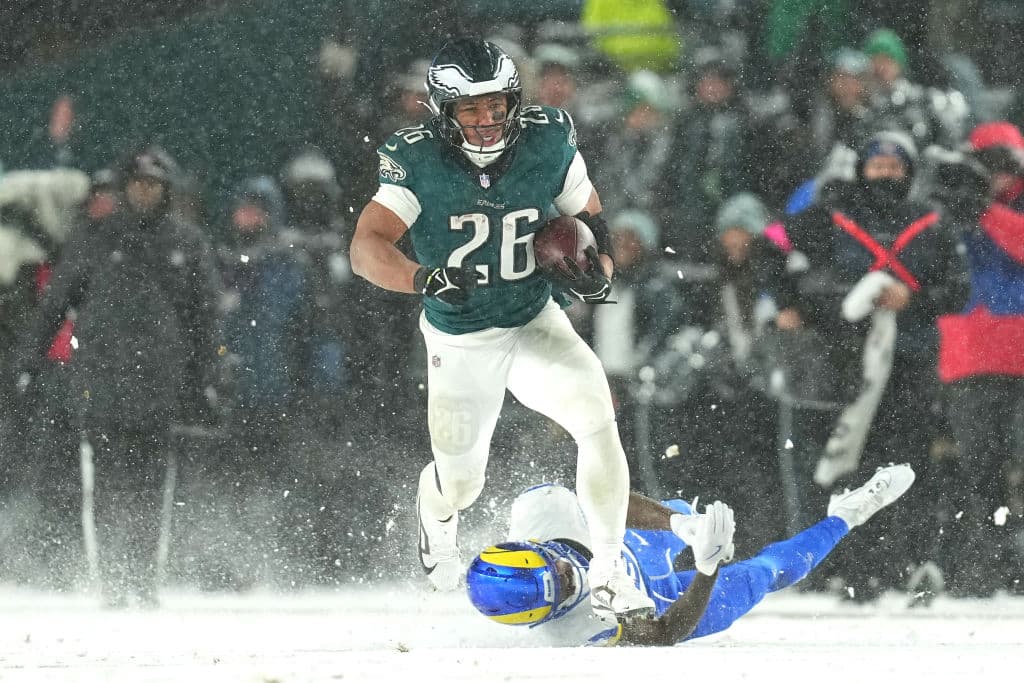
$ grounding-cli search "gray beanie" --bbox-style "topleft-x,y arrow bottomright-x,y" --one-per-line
609,209 -> 660,250
283,147 -> 337,186
831,48 -> 870,76
715,192 -> 770,236
534,43 -> 580,70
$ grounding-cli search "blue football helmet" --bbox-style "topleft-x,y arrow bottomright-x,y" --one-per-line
466,540 -> 589,627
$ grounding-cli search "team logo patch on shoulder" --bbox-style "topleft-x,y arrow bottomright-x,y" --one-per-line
378,152 -> 407,182
565,110 -> 578,148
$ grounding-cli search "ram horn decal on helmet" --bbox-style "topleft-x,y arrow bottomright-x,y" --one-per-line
466,540 -> 590,627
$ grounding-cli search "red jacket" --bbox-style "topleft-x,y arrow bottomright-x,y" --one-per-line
938,121 -> 1024,382
938,190 -> 1024,382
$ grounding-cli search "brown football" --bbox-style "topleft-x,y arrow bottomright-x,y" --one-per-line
533,215 -> 597,276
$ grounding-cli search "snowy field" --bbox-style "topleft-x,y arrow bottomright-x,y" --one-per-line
2,584 -> 1023,682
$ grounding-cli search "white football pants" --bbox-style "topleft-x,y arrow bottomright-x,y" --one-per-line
418,300 -> 629,550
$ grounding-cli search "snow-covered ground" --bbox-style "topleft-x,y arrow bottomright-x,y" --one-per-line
3,584 -> 1023,682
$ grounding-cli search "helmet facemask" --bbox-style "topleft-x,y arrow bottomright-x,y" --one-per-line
438,90 -> 523,162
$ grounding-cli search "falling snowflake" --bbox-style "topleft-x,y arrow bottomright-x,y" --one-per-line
994,506 -> 1010,526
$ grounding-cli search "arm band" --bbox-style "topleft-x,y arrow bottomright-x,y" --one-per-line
576,211 -> 612,258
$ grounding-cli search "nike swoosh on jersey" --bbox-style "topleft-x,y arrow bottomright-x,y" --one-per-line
385,142 -> 399,151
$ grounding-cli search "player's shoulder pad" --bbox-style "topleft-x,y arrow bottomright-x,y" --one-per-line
376,123 -> 438,185
519,105 -> 578,150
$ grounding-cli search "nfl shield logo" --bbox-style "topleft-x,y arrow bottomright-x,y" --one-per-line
479,173 -> 491,189
432,355 -> 442,368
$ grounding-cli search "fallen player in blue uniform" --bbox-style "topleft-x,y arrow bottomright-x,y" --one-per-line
466,464 -> 916,645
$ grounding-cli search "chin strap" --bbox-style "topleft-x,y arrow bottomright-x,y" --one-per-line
459,139 -> 507,168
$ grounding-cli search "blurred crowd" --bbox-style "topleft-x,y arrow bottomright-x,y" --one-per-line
1,0 -> 1023,608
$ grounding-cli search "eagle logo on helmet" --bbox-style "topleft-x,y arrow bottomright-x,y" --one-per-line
426,63 -> 475,100
427,55 -> 520,111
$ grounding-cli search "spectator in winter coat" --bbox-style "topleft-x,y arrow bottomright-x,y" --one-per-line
591,209 -> 683,383
0,168 -> 90,368
767,130 -> 962,601
663,48 -> 751,259
592,71 -> 678,250
0,166 -> 91,438
16,145 -> 223,608
219,176 -> 312,451
934,121 -> 1024,596
712,193 -> 783,384
1,167 -> 90,390
216,175 -> 330,587
698,192 -> 788,552
0,166 -> 91,588
534,44 -> 580,113
375,60 -> 433,145
587,209 -> 688,492
281,146 -> 421,453
279,147 -> 364,435
808,49 -> 872,169
861,28 -> 970,149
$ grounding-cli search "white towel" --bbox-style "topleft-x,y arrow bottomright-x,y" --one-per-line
814,272 -> 899,488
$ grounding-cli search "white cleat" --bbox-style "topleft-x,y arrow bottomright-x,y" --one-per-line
588,555 -> 655,622
416,496 -> 461,591
828,463 -> 916,529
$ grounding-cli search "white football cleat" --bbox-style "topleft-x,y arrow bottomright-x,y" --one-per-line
416,496 -> 461,591
828,463 -> 916,529
588,554 -> 655,621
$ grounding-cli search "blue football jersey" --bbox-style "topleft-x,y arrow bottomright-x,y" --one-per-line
621,499 -> 694,615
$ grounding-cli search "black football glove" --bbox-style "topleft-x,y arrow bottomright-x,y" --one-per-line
546,246 -> 614,304
414,265 -> 481,306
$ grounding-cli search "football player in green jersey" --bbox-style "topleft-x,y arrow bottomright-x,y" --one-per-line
350,37 -> 655,623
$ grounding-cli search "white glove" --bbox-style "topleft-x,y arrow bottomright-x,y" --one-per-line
689,501 -> 736,576
842,271 -> 897,322
669,508 -> 699,545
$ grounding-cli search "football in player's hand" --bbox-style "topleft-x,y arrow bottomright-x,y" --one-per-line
533,215 -> 597,277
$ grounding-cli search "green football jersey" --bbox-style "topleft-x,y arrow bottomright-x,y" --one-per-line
376,105 -> 581,334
